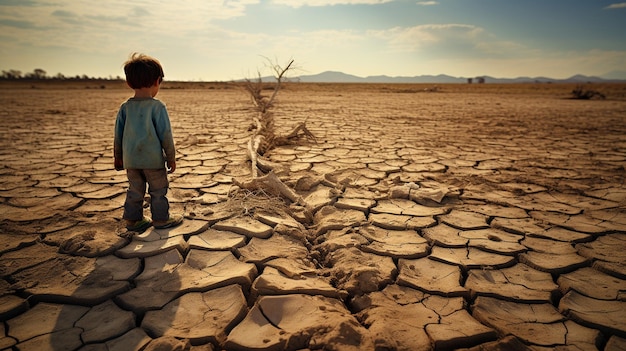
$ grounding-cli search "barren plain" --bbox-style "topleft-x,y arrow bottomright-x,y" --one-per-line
1,81 -> 626,351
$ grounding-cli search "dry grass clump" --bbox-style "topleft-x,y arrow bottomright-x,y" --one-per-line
224,187 -> 289,217
571,85 -> 606,100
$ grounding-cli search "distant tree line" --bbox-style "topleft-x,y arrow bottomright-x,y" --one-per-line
1,68 -> 122,81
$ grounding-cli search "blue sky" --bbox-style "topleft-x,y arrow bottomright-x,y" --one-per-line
1,0 -> 625,81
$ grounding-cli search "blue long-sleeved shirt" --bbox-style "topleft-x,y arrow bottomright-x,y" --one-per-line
114,98 -> 176,169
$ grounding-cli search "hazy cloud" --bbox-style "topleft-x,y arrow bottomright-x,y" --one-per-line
130,6 -> 151,17
0,0 -> 40,6
0,18 -> 38,29
370,24 -> 484,52
417,1 -> 438,5
51,10 -> 77,17
271,0 -> 393,7
84,14 -> 134,26
604,2 -> 626,9
50,9 -> 84,25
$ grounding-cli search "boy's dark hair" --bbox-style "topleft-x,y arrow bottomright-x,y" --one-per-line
123,53 -> 164,89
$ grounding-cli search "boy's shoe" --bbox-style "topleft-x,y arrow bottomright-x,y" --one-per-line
126,217 -> 152,232
153,215 -> 184,229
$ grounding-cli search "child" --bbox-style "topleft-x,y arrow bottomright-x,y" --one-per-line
114,53 -> 183,231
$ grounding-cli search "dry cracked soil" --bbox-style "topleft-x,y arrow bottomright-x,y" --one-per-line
1,81 -> 626,351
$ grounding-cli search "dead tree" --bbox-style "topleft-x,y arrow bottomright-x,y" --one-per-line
235,59 -> 317,210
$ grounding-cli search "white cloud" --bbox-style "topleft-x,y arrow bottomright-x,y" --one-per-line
1,0 -> 257,30
0,0 -> 262,54
604,2 -> 626,9
417,1 -> 438,5
270,0 -> 392,8
368,24 -> 485,52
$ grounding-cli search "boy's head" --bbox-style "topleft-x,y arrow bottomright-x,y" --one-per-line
123,53 -> 164,89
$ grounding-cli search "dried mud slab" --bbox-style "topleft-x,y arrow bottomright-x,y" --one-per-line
213,216 -> 273,238
557,267 -> 626,300
188,228 -> 247,250
576,233 -> 626,267
251,266 -> 346,299
0,242 -> 59,277
369,212 -> 437,230
116,235 -> 189,259
459,228 -> 526,255
10,254 -> 140,305
372,199 -> 447,217
76,300 -> 136,344
355,285 -> 495,351
142,285 -> 247,345
0,232 -> 39,253
473,296 -> 602,349
0,193 -> 82,222
439,210 -> 490,230
238,234 -> 309,264
6,302 -> 89,351
422,223 -> 468,247
397,258 -> 467,297
43,221 -> 128,257
117,249 -> 257,313
559,291 -> 626,337
325,247 -> 397,295
519,250 -> 589,274
466,264 -> 559,303
358,225 -> 429,259
313,206 -> 366,235
225,294 -> 374,351
430,247 -> 516,270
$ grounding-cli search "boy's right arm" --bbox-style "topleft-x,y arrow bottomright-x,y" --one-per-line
114,158 -> 123,171
113,107 -> 126,171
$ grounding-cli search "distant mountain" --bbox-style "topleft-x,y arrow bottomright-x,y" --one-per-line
293,71 -> 465,83
480,74 -> 614,84
295,71 -> 364,83
281,71 -> 626,84
364,74 -> 462,84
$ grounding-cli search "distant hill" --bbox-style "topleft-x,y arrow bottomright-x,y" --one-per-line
273,71 -> 626,84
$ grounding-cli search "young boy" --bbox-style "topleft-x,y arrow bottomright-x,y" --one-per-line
114,53 -> 183,231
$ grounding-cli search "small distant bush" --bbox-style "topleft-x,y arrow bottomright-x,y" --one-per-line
571,85 -> 605,100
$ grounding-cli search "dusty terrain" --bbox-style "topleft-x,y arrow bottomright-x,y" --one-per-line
1,81 -> 625,351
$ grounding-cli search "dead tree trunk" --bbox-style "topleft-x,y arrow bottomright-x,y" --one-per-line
236,59 -> 317,210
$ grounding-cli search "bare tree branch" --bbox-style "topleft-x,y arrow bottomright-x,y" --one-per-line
237,57 -> 318,209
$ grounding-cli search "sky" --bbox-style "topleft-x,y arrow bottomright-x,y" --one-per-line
1,0 -> 625,81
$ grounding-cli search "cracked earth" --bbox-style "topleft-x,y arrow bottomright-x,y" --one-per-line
1,82 -> 625,351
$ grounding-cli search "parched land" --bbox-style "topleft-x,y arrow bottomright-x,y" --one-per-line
1,81 -> 625,350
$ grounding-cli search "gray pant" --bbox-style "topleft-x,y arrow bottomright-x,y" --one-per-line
123,168 -> 170,222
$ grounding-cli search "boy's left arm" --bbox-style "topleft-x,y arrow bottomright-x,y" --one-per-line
166,159 -> 176,173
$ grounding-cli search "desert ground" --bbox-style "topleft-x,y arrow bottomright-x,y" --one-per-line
0,80 -> 625,351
